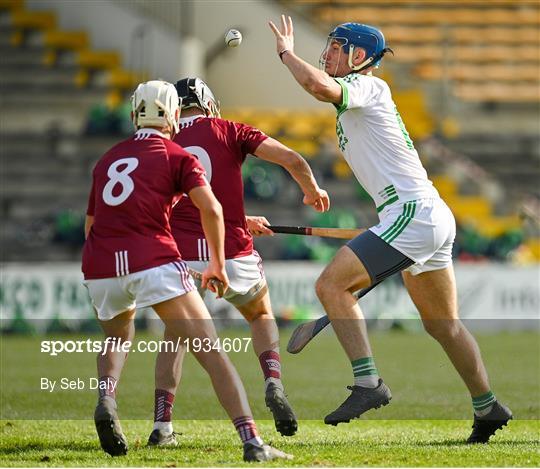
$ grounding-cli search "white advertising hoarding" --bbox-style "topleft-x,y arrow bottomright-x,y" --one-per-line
1,262 -> 538,331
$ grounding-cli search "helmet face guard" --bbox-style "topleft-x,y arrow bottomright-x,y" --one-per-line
175,77 -> 221,118
320,23 -> 393,76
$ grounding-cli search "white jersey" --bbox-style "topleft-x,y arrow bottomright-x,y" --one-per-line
334,73 -> 439,214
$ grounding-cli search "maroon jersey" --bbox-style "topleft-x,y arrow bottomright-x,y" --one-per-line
171,116 -> 268,260
82,129 -> 208,279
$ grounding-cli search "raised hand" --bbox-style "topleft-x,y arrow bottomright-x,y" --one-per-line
268,14 -> 295,57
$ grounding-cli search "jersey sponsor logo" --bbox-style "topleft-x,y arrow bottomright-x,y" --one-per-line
115,250 -> 130,276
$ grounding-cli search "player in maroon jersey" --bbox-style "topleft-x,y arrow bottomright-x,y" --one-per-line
148,77 -> 330,443
83,80 -> 291,462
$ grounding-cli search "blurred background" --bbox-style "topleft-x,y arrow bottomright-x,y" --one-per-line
0,0 -> 539,330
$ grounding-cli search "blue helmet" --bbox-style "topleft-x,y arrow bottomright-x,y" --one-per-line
326,23 -> 393,71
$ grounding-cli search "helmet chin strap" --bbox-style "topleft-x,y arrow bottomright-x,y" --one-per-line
348,46 -> 394,72
348,46 -> 372,71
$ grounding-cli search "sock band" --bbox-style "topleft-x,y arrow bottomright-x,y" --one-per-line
258,350 -> 281,380
98,376 -> 117,399
154,389 -> 175,422
351,357 -> 378,377
472,391 -> 496,411
233,416 -> 259,444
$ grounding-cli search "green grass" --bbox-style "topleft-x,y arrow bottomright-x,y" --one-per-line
1,420 -> 539,467
1,329 -> 539,466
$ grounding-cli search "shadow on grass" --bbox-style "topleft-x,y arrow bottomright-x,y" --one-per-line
414,439 -> 540,447
0,441 -> 97,455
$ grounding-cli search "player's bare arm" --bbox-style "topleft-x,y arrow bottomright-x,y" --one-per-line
246,215 -> 274,236
254,137 -> 330,212
84,215 -> 94,239
269,15 -> 342,104
188,185 -> 229,295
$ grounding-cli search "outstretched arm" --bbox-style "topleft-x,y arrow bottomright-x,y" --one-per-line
269,15 -> 342,104
188,185 -> 229,295
254,137 -> 330,212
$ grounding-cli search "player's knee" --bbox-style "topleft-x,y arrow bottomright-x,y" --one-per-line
315,274 -> 335,303
423,318 -> 461,341
241,308 -> 271,323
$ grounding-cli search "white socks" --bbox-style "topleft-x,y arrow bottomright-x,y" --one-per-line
354,375 -> 380,388
153,421 -> 173,434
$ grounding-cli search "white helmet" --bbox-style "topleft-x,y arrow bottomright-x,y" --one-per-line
131,80 -> 180,134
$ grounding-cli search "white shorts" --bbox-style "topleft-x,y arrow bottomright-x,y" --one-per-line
84,261 -> 195,321
186,252 -> 266,306
370,198 -> 456,275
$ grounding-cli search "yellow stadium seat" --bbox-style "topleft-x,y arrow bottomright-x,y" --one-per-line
393,90 -> 435,139
524,238 -> 540,260
470,216 -> 523,237
77,50 -> 120,70
446,196 -> 492,221
278,137 -> 319,159
333,159 -> 353,179
107,69 -> 142,90
44,30 -> 88,50
455,83 -> 540,102
431,176 -> 457,198
11,10 -> 55,30
0,0 -> 24,11
285,115 -> 320,140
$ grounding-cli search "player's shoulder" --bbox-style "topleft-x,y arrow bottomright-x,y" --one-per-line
163,137 -> 193,157
342,72 -> 389,90
94,135 -> 136,168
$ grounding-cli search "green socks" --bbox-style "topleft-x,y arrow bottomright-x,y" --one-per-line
351,357 -> 379,388
472,390 -> 496,417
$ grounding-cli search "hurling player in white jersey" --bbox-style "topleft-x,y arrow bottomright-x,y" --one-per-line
269,16 -> 512,443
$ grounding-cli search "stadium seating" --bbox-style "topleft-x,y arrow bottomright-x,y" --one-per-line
288,1 -> 540,104
1,0 -> 537,263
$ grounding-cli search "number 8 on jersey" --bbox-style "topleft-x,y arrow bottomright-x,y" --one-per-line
102,157 -> 139,206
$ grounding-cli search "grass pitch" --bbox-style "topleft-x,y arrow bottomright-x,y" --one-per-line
1,419 -> 539,467
1,329 -> 539,466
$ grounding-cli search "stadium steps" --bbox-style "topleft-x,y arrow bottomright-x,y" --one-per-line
0,68 -> 81,87
289,1 -> 540,105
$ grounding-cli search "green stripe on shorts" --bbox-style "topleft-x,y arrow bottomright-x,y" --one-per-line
380,201 -> 417,243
